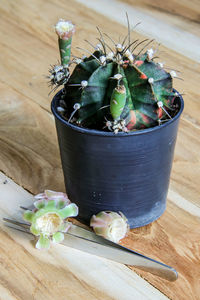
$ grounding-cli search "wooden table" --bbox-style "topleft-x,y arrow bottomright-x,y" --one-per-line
0,0 -> 200,299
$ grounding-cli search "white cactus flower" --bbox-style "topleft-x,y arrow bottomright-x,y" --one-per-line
55,19 -> 75,40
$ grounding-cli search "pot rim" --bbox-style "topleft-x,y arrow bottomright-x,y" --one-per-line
51,89 -> 184,137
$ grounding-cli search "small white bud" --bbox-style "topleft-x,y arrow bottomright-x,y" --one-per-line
114,129 -> 119,134
107,52 -> 114,60
106,121 -> 112,127
174,92 -> 179,96
124,50 -> 134,63
148,77 -> 154,84
114,74 -> 123,80
56,72 -> 64,82
100,56 -> 106,64
81,80 -> 88,87
57,106 -> 65,112
158,62 -> 164,68
116,43 -> 124,52
95,44 -> 102,50
157,101 -> 163,108
170,71 -> 177,78
73,103 -> 81,110
54,65 -> 63,73
75,58 -> 82,64
147,48 -> 154,60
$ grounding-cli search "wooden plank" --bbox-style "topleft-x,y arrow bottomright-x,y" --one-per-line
0,0 -> 200,298
120,0 -> 200,37
0,172 -> 168,300
75,0 -> 200,61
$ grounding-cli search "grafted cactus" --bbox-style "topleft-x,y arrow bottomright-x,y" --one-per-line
50,19 -> 179,133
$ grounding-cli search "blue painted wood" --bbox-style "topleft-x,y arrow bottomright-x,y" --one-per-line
51,90 -> 184,228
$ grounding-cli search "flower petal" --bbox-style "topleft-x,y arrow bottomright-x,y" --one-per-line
59,221 -> 71,233
52,232 -> 64,244
45,199 -> 57,209
59,203 -> 78,219
34,193 -> 46,200
30,225 -> 40,236
57,199 -> 69,209
34,199 -> 46,209
36,234 -> 50,250
23,210 -> 34,223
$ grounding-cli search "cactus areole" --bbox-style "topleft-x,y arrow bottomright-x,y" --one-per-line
50,19 -> 184,228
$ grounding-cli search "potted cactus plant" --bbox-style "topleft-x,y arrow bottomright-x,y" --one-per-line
50,19 -> 184,228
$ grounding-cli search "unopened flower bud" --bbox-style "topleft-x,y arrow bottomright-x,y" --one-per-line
73,103 -> 81,110
170,71 -> 177,78
55,19 -> 75,40
116,44 -> 124,52
81,80 -> 88,87
114,74 -> 123,80
147,48 -> 154,60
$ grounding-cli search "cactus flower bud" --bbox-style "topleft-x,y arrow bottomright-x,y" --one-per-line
170,71 -> 177,78
55,19 -> 75,66
90,211 -> 129,243
147,48 -> 154,60
24,190 -> 78,249
55,19 -> 75,40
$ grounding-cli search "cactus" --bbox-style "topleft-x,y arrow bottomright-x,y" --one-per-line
50,19 -> 180,133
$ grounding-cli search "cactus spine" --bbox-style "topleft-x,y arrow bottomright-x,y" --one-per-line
50,19 -> 180,133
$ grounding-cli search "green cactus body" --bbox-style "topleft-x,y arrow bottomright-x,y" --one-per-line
59,37 -> 72,66
64,52 -> 176,130
52,20 -> 179,132
110,85 -> 126,120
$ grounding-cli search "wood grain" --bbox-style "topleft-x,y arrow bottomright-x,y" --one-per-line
0,0 -> 200,299
0,172 -> 168,300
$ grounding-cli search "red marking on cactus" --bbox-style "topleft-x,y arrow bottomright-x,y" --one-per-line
127,110 -> 136,130
140,73 -> 147,80
157,107 -> 163,119
135,60 -> 144,66
124,60 -> 129,64
141,113 -> 149,124
122,63 -> 129,69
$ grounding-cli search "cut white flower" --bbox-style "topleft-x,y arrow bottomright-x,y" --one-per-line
24,190 -> 78,250
90,211 -> 129,243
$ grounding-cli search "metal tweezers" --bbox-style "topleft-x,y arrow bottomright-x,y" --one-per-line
3,216 -> 178,282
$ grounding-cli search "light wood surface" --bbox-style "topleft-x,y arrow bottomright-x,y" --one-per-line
0,0 -> 200,299
0,172 -> 168,300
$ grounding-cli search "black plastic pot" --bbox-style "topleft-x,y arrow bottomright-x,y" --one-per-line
51,90 -> 184,228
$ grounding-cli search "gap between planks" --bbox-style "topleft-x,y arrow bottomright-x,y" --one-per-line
0,171 -> 168,300
75,0 -> 200,62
